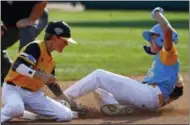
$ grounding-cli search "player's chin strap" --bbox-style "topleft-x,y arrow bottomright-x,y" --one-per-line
143,46 -> 156,55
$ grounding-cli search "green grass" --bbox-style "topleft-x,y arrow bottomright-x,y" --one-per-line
7,10 -> 188,81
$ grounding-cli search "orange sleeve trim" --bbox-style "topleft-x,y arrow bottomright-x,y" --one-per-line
159,43 -> 178,65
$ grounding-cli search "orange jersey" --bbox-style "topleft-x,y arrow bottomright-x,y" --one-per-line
5,41 -> 55,91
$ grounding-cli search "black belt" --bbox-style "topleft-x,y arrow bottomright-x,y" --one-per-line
6,82 -> 34,92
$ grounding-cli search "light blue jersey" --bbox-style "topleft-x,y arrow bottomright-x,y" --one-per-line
143,43 -> 179,103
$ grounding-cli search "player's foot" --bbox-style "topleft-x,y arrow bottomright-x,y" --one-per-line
21,111 -> 39,120
22,111 -> 55,121
100,104 -> 134,116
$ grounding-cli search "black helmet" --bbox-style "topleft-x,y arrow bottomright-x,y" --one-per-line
45,20 -> 77,44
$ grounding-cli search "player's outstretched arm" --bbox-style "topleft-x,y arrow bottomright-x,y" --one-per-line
152,7 -> 174,51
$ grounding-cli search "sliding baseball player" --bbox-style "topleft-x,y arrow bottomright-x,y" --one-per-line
63,7 -> 184,116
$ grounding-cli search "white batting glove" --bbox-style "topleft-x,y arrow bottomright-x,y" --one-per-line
151,7 -> 164,19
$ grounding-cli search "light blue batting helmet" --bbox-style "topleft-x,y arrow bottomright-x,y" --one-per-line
142,24 -> 178,47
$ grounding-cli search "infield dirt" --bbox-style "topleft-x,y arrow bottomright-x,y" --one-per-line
3,73 -> 188,124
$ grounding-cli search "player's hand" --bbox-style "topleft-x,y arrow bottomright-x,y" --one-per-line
16,18 -> 33,28
151,7 -> 164,19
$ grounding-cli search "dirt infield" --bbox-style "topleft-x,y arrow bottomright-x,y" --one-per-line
4,72 -> 188,124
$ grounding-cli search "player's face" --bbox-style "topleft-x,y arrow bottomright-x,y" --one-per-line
54,36 -> 68,52
150,35 -> 161,53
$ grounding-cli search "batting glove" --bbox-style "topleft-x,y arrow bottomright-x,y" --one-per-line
151,7 -> 164,19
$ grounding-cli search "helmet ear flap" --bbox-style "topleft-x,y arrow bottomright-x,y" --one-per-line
154,32 -> 178,47
154,36 -> 164,48
143,46 -> 156,55
142,24 -> 179,55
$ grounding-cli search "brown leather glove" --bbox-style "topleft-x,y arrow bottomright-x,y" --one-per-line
169,86 -> 183,100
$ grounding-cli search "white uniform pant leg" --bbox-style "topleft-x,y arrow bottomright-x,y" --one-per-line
95,88 -> 119,107
22,90 -> 74,122
64,69 -> 160,110
1,83 -> 25,123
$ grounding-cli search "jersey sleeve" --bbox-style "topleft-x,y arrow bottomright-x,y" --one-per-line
19,42 -> 40,66
159,43 -> 178,65
12,42 -> 40,71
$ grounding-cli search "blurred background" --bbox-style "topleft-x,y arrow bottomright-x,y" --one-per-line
47,1 -> 188,11
8,1 -> 189,81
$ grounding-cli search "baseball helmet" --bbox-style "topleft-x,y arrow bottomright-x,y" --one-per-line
45,20 -> 77,44
143,24 -> 178,47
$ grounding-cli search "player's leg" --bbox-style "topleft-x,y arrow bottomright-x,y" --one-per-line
64,69 -> 160,110
21,111 -> 41,121
1,51 -> 12,85
94,88 -> 134,116
1,27 -> 19,85
19,9 -> 48,50
94,88 -> 135,116
1,83 -> 25,123
23,90 -> 77,122
34,9 -> 48,36
95,88 -> 119,107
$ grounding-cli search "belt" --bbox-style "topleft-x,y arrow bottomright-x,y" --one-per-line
6,82 -> 34,92
148,83 -> 165,107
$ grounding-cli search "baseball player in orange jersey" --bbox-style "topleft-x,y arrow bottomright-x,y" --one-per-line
63,7 -> 184,116
1,20 -> 78,123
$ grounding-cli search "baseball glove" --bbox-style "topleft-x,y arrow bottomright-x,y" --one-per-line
58,100 -> 71,108
169,86 -> 183,100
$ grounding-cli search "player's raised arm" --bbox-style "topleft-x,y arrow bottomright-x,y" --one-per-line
152,7 -> 177,51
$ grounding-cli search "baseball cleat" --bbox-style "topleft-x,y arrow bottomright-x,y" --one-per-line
100,104 -> 134,116
22,111 -> 55,121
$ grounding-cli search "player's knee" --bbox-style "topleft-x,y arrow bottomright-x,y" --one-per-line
8,103 -> 24,117
56,107 -> 72,122
40,9 -> 48,25
93,69 -> 105,76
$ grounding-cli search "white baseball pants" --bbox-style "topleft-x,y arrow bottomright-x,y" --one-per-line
64,69 -> 161,110
1,83 -> 76,123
